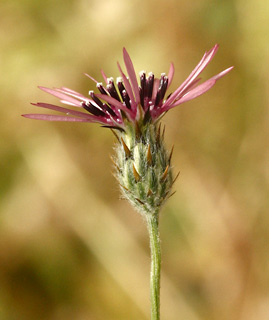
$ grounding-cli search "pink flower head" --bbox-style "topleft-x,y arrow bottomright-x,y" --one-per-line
23,45 -> 233,130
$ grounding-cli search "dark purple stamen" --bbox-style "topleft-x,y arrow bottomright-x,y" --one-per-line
155,75 -> 168,107
91,88 -> 118,118
140,72 -> 146,92
89,91 -> 106,110
139,72 -> 147,108
122,90 -> 131,109
107,79 -> 121,101
117,79 -> 125,100
154,89 -> 162,107
97,83 -> 108,95
103,104 -> 117,117
147,73 -> 154,100
160,77 -> 168,100
139,87 -> 144,108
82,101 -> 106,117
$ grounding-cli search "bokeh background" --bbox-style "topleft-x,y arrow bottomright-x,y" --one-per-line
0,0 -> 268,319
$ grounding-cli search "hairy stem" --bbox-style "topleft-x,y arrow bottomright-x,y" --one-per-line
146,213 -> 161,320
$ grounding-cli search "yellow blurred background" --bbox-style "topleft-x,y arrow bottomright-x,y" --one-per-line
0,0 -> 268,319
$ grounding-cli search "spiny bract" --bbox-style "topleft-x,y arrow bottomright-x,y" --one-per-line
113,121 -> 178,216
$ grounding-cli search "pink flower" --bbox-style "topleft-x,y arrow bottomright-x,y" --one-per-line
23,45 -> 233,130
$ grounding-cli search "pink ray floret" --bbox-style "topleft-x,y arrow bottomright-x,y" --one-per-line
23,45 -> 233,130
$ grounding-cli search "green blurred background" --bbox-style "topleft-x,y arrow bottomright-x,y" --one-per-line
0,0 -> 268,319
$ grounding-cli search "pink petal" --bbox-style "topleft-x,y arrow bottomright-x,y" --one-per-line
211,66 -> 234,80
59,100 -> 79,107
31,103 -> 95,119
123,48 -> 140,104
22,114 -> 95,122
84,73 -> 99,84
95,93 -> 134,117
57,87 -> 89,101
117,62 -> 136,108
38,86 -> 81,106
163,44 -> 219,108
176,66 -> 233,103
175,77 -> 202,100
167,62 -> 174,88
101,70 -> 109,84
165,78 -> 216,110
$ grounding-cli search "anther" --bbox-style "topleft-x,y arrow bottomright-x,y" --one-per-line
107,78 -> 121,101
159,76 -> 168,101
96,83 -> 108,95
103,104 -> 117,117
139,87 -> 144,108
89,91 -> 105,110
140,71 -> 147,105
140,71 -> 146,92
122,90 -> 131,109
82,101 -> 106,117
117,78 -> 125,101
154,89 -> 161,107
147,72 -> 154,99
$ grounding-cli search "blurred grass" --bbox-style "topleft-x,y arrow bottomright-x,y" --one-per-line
0,0 -> 268,319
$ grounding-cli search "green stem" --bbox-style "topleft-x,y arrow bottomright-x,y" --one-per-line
146,213 -> 161,320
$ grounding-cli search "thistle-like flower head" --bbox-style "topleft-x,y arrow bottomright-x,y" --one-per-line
23,45 -> 233,130
24,45 -> 233,216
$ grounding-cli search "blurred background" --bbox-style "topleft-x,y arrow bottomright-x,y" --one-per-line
0,0 -> 268,319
